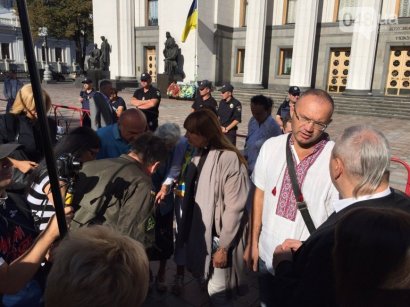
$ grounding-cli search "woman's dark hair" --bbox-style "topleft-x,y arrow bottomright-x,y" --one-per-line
183,109 -> 246,165
282,114 -> 292,128
111,88 -> 119,96
333,207 -> 410,307
30,127 -> 100,183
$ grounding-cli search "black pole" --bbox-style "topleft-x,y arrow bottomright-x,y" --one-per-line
16,0 -> 68,237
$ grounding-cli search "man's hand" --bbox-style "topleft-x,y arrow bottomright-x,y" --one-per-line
243,242 -> 259,272
155,184 -> 170,204
281,239 -> 302,252
9,158 -> 38,174
213,248 -> 228,268
272,239 -> 301,269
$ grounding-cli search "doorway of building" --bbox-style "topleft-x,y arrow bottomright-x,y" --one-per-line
144,47 -> 157,83
327,48 -> 350,93
385,47 -> 410,96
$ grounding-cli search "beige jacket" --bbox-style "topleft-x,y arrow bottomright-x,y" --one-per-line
185,149 -> 249,291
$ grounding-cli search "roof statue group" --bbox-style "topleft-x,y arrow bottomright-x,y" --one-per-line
88,36 -> 111,71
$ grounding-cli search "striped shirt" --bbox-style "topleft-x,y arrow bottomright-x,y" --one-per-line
27,172 -> 55,230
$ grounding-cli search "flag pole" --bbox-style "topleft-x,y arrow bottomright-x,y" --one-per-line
195,0 -> 198,82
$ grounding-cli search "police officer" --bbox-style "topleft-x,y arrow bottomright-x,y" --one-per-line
130,72 -> 161,131
275,86 -> 300,129
78,78 -> 95,127
217,83 -> 241,145
191,80 -> 218,113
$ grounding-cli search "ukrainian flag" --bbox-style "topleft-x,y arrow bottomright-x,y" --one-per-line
181,0 -> 198,43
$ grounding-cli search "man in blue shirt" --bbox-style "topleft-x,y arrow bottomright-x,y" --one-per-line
96,108 -> 147,159
244,95 -> 282,174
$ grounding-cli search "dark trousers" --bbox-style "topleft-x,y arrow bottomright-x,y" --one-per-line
6,98 -> 14,113
225,129 -> 237,146
258,258 -> 276,307
82,113 -> 91,128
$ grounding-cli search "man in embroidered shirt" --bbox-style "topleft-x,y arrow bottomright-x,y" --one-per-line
270,125 -> 410,307
244,89 -> 339,306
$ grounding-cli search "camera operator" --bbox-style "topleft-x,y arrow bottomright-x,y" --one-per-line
0,143 -> 73,304
27,127 -> 100,230
71,132 -> 168,247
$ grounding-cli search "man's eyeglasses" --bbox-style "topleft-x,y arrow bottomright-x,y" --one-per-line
293,108 -> 327,131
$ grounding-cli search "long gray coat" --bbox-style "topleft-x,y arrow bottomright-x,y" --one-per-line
185,149 -> 249,292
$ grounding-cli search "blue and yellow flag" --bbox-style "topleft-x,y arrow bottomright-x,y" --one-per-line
181,0 -> 198,43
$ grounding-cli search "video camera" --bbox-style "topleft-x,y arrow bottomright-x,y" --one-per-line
56,153 -> 82,181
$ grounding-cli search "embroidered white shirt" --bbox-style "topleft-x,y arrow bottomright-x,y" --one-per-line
252,134 -> 339,274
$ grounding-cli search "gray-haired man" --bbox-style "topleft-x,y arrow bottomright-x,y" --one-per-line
270,125 -> 410,306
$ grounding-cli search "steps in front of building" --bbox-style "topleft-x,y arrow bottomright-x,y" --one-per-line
233,89 -> 410,120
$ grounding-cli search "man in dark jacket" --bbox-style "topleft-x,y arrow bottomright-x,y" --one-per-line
89,79 -> 116,130
271,125 -> 410,307
71,133 -> 167,247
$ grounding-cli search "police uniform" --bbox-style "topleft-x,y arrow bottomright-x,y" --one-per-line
276,99 -> 291,121
191,96 -> 218,113
132,85 -> 161,131
79,89 -> 95,127
217,97 -> 242,145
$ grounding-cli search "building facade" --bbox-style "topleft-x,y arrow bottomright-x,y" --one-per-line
93,0 -> 410,96
0,0 -> 76,74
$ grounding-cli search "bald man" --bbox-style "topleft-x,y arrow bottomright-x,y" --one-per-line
96,108 -> 147,159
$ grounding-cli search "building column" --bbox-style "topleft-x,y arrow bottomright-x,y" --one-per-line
345,0 -> 382,93
243,0 -> 267,86
117,0 -> 136,79
289,0 -> 319,88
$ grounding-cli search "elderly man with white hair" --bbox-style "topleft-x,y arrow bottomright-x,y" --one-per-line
270,125 -> 410,307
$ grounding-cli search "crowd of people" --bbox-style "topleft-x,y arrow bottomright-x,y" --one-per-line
0,72 -> 409,307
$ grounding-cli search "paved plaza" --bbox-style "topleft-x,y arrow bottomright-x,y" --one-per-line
1,82 -> 409,306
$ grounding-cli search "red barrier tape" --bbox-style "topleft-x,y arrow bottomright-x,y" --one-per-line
51,104 -> 90,128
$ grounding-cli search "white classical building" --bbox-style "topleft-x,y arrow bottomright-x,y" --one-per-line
0,0 -> 76,73
93,0 -> 410,96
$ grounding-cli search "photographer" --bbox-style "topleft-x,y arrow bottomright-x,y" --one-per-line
0,143 -> 73,306
27,127 -> 100,230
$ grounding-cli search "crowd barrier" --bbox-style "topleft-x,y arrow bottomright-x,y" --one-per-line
391,157 -> 410,196
51,104 -> 90,134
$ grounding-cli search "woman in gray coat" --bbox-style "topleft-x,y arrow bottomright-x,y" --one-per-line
181,109 -> 249,306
